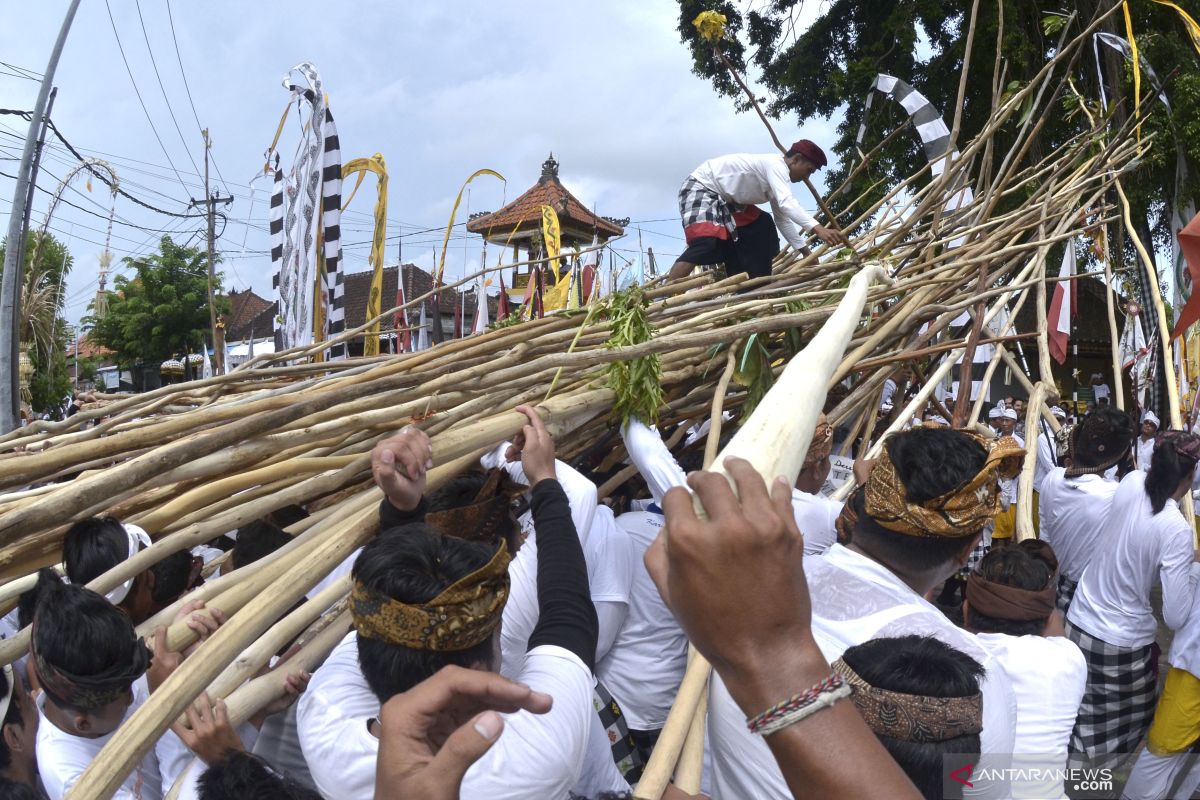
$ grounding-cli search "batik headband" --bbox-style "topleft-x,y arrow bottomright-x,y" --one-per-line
862,432 -> 1025,538
106,523 -> 153,606
831,658 -> 983,743
1157,430 -> 1200,462
350,541 -> 511,652
31,620 -> 151,711
424,470 -> 525,546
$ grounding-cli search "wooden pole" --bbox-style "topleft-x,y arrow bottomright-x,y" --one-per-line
1015,382 -> 1048,540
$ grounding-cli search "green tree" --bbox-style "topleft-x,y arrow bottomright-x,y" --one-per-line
85,236 -> 226,388
0,231 -> 74,415
676,1 -> 1200,254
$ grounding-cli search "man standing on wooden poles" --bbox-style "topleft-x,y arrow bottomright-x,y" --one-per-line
667,140 -> 848,282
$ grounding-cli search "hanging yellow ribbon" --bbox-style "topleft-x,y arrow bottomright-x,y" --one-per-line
437,169 -> 505,285
540,205 -> 562,285
1151,0 -> 1200,57
342,154 -> 389,356
1123,0 -> 1143,148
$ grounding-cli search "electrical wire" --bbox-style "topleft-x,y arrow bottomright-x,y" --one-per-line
102,0 -> 192,198
131,0 -> 202,178
164,0 -> 231,197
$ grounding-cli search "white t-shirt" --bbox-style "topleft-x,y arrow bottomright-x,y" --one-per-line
297,633 -> 608,799
791,488 -> 842,555
1137,436 -> 1156,472
975,633 -> 1086,800
597,508 -> 688,732
1069,470 -> 1200,647
1093,383 -> 1111,401
689,153 -> 819,250
1165,567 -> 1200,677
37,676 -> 191,800
706,545 -> 1017,800
1034,427 -> 1058,493
1036,468 -> 1119,584
585,505 -> 635,663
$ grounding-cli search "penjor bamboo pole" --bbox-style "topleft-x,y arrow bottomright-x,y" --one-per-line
1015,382 -> 1048,541
635,264 -> 892,800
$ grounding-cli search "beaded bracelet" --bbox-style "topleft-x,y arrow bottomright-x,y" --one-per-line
746,673 -> 851,736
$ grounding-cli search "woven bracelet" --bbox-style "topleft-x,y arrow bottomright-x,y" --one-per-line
746,673 -> 851,736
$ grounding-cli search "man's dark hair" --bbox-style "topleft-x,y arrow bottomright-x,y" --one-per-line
31,569 -> 145,711
965,546 -> 1053,636
1070,408 -> 1134,470
841,636 -> 984,800
851,429 -> 986,572
197,751 -> 321,800
265,504 -> 308,531
1146,438 -> 1199,514
231,521 -> 292,570
62,516 -> 128,585
0,777 -> 38,800
149,550 -> 195,607
0,668 -> 21,772
353,528 -> 497,704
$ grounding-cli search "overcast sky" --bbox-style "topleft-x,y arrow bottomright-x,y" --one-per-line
1,0 -> 834,330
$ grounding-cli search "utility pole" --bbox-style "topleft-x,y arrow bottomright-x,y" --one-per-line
190,129 -> 232,375
1,0 -> 82,433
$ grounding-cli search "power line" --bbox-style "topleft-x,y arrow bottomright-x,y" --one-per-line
131,0 -> 202,179
41,119 -> 204,219
102,0 -> 192,198
0,168 -> 194,234
164,0 -> 230,197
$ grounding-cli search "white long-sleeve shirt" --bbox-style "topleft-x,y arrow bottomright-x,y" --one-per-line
1037,467 -> 1120,584
707,545 -> 1018,800
689,154 -> 820,250
1034,426 -> 1058,493
479,445 -> 598,679
1068,470 -> 1200,647
1136,436 -> 1156,472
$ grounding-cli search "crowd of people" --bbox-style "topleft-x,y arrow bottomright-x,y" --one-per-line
2,376 -> 1200,799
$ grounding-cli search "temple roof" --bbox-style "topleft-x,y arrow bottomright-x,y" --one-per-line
466,154 -> 625,240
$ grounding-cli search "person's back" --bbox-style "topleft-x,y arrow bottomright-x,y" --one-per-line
597,507 -> 687,750
1066,431 -> 1200,763
705,427 -> 1021,800
1068,470 -> 1194,646
965,543 -> 1085,799
1037,468 -> 1118,596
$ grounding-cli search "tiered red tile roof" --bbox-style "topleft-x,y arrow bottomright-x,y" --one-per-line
466,154 -> 624,239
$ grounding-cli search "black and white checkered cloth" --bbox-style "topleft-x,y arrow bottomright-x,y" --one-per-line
1067,618 -> 1158,761
594,678 -> 640,782
678,176 -> 735,241
1056,574 -> 1079,613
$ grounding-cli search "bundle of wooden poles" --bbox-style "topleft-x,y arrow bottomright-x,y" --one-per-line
0,10 -> 1153,798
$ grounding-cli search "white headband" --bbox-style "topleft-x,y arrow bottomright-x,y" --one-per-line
105,523 -> 152,606
1002,408 -> 1018,420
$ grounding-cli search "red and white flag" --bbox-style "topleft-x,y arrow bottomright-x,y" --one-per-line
394,277 -> 411,353
1048,239 -> 1077,364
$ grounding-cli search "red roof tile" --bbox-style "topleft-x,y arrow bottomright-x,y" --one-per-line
466,155 -> 624,239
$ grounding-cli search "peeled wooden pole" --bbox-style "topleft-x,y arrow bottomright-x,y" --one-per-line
1014,382 -> 1048,541
635,263 -> 892,800
65,397 -> 611,800
163,609 -> 353,800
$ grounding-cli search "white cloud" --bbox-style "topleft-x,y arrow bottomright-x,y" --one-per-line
1,0 -> 843,324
